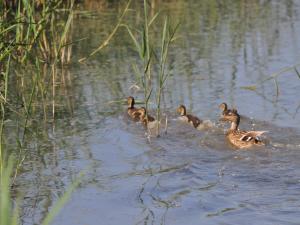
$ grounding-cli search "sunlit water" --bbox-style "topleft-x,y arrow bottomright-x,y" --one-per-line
14,1 -> 300,224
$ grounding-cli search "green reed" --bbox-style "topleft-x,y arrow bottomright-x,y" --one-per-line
78,1 -> 178,135
0,158 -> 19,225
125,0 -> 178,136
156,18 -> 178,135
125,0 -> 153,122
79,0 -> 132,62
0,156 -> 81,225
0,0 -> 75,166
241,63 -> 300,97
0,0 -> 78,223
1,0 -> 74,64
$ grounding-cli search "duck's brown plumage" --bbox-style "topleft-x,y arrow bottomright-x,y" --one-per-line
134,107 -> 156,126
177,105 -> 202,128
127,96 -> 140,120
220,109 -> 267,149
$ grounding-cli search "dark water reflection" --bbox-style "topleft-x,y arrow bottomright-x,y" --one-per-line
14,0 -> 300,224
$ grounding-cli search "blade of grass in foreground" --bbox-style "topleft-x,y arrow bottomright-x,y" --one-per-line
1,157 -> 83,225
0,157 -> 19,225
42,172 -> 83,225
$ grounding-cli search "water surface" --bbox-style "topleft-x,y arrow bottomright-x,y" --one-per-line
15,1 -> 300,224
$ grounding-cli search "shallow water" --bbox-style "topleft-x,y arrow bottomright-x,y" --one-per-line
14,1 -> 300,224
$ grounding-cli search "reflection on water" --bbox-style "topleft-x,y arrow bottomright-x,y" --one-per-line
12,0 -> 300,224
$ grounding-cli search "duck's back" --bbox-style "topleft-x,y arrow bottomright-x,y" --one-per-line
227,130 -> 265,148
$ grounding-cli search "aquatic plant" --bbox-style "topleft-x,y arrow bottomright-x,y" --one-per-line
241,63 -> 300,97
0,0 -> 75,169
80,0 -> 178,136
0,158 -> 18,225
125,0 -> 178,136
0,157 -> 81,225
79,0 -> 132,62
155,17 -> 178,135
0,0 -> 78,222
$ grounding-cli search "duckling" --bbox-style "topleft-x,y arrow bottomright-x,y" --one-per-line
219,102 -> 234,115
220,109 -> 267,149
177,105 -> 202,129
127,96 -> 140,120
134,107 -> 157,128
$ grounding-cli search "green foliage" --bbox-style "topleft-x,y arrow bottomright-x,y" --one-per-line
0,157 -> 81,225
0,0 -> 78,223
1,0 -> 74,64
41,173 -> 82,225
0,158 -> 18,225
79,0 -> 132,62
125,0 -> 179,136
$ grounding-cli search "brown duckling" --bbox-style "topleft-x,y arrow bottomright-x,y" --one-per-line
219,102 -> 234,116
220,109 -> 267,149
177,105 -> 202,129
127,96 -> 140,120
134,107 -> 157,127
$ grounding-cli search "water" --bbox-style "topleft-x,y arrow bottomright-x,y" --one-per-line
14,1 -> 300,224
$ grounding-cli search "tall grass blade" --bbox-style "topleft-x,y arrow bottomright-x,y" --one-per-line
3,55 -> 10,101
160,18 -> 168,62
0,157 -> 14,225
240,85 -> 257,91
146,88 -> 153,104
274,78 -> 279,97
148,11 -> 160,27
144,54 -> 152,73
42,173 -> 83,225
123,25 -> 143,58
57,0 -> 74,55
294,67 -> 300,79
143,0 -> 149,60
79,0 -> 132,62
132,64 -> 144,88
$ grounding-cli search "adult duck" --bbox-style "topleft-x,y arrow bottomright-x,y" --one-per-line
220,109 -> 267,148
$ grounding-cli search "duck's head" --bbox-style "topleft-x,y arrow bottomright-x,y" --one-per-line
127,96 -> 135,108
177,105 -> 187,116
220,108 -> 240,124
219,102 -> 228,114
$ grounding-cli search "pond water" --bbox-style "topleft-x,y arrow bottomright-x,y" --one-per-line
15,1 -> 300,224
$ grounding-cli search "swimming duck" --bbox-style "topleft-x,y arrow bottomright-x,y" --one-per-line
220,109 -> 267,149
134,107 -> 157,127
219,102 -> 234,115
127,96 -> 140,120
177,105 -> 202,129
